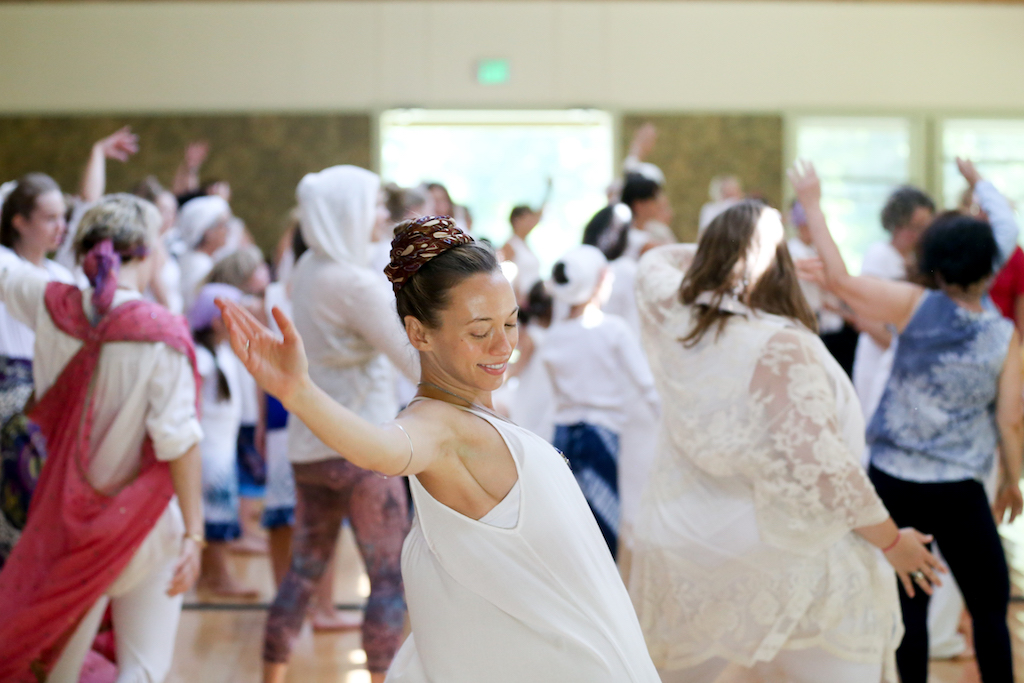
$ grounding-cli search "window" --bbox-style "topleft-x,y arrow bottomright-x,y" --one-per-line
942,119 -> 1024,219
793,117 -> 912,274
379,109 -> 613,274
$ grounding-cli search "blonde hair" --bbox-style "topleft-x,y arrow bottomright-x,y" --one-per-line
74,193 -> 160,264
206,244 -> 265,289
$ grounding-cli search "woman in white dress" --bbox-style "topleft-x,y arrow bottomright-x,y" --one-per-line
629,200 -> 943,683
217,215 -> 660,683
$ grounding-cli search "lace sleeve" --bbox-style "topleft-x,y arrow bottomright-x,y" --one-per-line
635,244 -> 696,326
746,329 -> 888,555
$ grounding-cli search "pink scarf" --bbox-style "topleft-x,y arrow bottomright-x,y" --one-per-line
0,282 -> 199,682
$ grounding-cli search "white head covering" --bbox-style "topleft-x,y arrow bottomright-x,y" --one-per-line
0,180 -> 16,210
176,196 -> 231,249
551,245 -> 608,307
633,161 -> 665,186
297,165 -> 380,267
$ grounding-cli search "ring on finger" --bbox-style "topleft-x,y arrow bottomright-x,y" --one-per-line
911,571 -> 926,582
245,339 -> 250,352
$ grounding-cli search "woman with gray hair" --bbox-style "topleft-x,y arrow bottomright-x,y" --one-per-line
0,194 -> 205,683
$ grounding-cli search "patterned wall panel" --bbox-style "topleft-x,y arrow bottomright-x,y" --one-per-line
0,114 -> 372,254
621,114 -> 784,243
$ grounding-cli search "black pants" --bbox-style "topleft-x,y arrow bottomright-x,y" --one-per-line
869,466 -> 1012,683
820,322 -> 859,378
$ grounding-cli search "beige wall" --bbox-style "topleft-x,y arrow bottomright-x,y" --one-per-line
1,1 -> 1023,113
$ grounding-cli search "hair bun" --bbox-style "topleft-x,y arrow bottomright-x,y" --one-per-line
384,215 -> 473,293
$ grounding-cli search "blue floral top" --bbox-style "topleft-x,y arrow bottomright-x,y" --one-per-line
868,290 -> 1014,483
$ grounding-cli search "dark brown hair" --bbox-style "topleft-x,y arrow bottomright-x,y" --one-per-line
0,173 -> 61,249
680,200 -> 817,346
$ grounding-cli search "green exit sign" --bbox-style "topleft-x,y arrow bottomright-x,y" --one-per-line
477,59 -> 510,85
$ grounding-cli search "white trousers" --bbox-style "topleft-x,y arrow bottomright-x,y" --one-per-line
660,647 -> 884,683
47,505 -> 185,683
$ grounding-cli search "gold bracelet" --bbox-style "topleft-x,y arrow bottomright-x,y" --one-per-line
184,533 -> 207,549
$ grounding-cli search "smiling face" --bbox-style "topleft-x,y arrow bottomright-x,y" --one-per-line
12,189 -> 66,256
407,270 -> 519,396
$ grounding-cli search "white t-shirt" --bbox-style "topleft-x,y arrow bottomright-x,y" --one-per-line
0,246 -> 77,360
506,235 -> 541,299
852,240 -> 906,418
195,342 -> 244,464
540,308 -> 658,433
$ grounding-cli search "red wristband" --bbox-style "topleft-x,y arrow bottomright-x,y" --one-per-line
881,530 -> 901,553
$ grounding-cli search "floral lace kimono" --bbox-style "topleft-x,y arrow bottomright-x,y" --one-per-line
628,245 -> 902,680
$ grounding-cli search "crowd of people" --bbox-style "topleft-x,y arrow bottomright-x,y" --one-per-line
0,121 -> 1020,683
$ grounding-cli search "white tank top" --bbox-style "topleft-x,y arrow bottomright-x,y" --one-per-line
386,404 -> 659,683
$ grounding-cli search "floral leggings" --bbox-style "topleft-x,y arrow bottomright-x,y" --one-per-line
263,458 -> 410,673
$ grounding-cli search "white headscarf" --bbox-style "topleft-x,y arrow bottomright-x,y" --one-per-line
0,180 -> 16,210
297,165 -> 380,267
551,245 -> 608,307
176,196 -> 231,249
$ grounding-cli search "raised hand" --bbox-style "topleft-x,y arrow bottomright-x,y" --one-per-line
216,299 -> 310,405
883,527 -> 947,598
184,140 -> 210,171
956,157 -> 983,188
629,122 -> 658,160
787,160 -> 821,207
95,126 -> 139,162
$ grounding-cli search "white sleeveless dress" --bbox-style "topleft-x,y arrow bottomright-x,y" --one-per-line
385,405 -> 659,683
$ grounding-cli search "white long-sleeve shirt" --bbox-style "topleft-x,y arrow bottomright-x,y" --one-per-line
0,246 -> 76,360
540,309 -> 658,434
0,266 -> 203,592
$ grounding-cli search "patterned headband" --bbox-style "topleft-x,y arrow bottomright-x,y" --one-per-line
384,215 -> 474,293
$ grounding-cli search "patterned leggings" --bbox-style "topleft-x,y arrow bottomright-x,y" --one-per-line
263,458 -> 410,673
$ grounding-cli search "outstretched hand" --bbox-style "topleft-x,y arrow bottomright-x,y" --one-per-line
956,157 -> 982,188
787,160 -> 821,207
95,126 -> 139,162
215,298 -> 309,406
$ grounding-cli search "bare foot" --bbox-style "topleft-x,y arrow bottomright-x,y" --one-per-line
311,608 -> 362,632
229,535 -> 269,555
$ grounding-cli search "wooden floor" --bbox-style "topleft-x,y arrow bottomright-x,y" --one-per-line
168,518 -> 1024,683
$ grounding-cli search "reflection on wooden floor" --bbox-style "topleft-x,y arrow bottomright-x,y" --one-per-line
168,519 -> 1024,682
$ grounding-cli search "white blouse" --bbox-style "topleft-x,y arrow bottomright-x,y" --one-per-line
629,244 -> 901,680
539,309 -> 658,434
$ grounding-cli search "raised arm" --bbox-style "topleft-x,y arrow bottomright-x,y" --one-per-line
958,157 -> 1019,269
217,300 -> 437,477
173,141 -> 209,196
788,161 -> 925,332
80,127 -> 139,203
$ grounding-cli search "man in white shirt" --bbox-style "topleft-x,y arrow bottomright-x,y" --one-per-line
851,186 -> 935,414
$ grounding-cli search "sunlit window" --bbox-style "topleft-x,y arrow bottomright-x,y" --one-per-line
942,119 -> 1024,219
379,109 -> 613,274
794,117 -> 911,274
